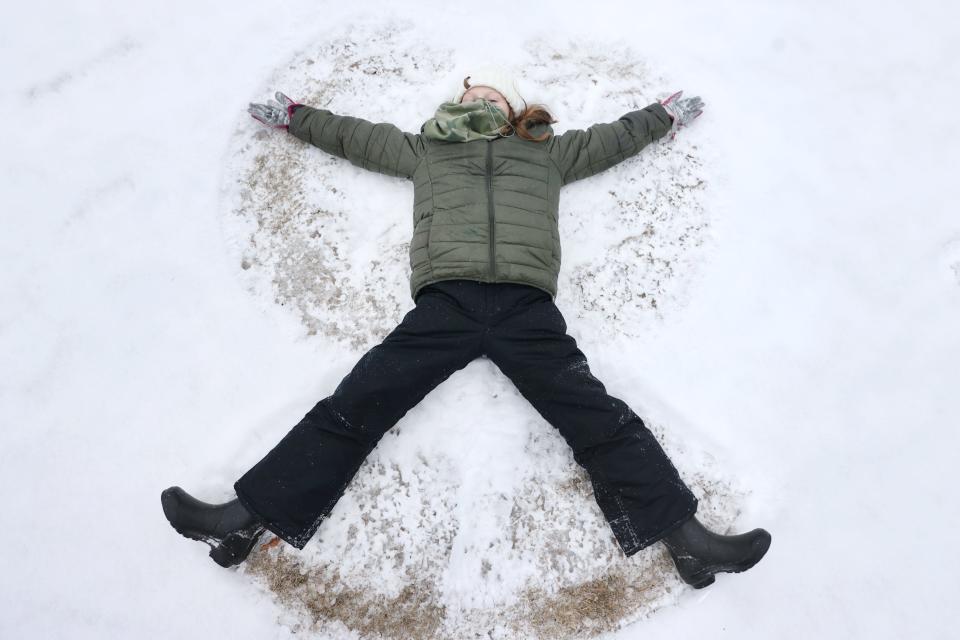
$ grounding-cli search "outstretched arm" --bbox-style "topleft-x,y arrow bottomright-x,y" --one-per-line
248,91 -> 426,180
288,105 -> 426,180
547,102 -> 673,186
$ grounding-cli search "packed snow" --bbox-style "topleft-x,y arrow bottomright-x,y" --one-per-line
2,1 -> 958,639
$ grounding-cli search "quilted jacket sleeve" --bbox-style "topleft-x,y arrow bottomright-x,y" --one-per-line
287,105 -> 426,180
547,102 -> 673,186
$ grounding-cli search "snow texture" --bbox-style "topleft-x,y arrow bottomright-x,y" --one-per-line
2,1 -> 959,639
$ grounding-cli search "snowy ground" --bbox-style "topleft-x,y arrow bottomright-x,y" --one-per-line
2,1 -> 959,638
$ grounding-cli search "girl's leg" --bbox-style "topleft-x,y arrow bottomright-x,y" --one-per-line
482,292 -> 698,557
235,292 -> 484,550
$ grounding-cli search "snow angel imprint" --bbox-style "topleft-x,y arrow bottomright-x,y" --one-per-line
161,65 -> 770,592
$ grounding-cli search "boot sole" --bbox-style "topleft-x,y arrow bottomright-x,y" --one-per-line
160,487 -> 261,568
682,532 -> 772,589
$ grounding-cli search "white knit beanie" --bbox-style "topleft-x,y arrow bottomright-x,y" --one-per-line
452,65 -> 527,117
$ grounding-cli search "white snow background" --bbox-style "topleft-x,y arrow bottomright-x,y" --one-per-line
2,1 -> 959,638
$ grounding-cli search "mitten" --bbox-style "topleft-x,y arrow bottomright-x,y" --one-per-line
660,90 -> 705,140
248,91 -> 303,130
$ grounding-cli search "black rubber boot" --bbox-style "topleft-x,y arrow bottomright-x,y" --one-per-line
160,486 -> 266,568
660,515 -> 772,589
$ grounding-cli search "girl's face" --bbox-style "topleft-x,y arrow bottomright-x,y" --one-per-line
460,85 -> 511,119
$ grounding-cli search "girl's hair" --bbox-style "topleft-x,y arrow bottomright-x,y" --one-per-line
508,103 -> 558,142
461,76 -> 558,143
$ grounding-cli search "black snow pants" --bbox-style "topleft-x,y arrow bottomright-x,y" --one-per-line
234,279 -> 698,557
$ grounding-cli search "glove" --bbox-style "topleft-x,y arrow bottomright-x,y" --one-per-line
660,90 -> 704,140
248,91 -> 302,130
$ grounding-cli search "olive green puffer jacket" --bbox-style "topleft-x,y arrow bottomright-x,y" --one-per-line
287,101 -> 673,302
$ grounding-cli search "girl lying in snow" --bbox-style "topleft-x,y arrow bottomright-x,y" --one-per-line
161,66 -> 769,589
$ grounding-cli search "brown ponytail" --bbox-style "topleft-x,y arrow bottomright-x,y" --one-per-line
508,103 -> 558,142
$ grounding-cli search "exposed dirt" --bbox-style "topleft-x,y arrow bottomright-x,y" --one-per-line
245,484 -> 731,640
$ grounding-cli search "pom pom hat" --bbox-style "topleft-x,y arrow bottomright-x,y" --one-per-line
452,65 -> 527,117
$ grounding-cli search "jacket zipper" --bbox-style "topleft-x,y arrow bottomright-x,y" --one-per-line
486,140 -> 496,278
